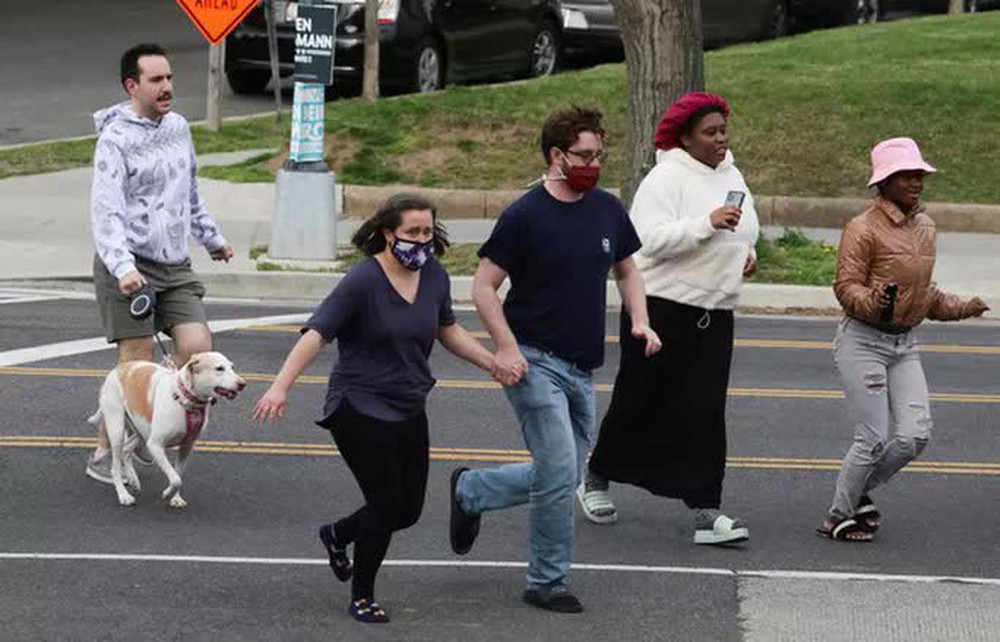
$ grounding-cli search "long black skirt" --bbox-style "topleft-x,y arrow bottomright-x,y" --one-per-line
589,296 -> 734,509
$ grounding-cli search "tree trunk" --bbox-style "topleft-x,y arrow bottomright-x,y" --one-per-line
948,0 -> 965,13
610,0 -> 704,207
362,0 -> 380,102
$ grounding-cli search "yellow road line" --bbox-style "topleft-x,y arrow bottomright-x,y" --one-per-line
3,366 -> 1000,403
2,435 -> 999,474
241,325 -> 1000,355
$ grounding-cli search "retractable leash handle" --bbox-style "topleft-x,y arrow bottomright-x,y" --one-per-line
128,285 -> 171,362
128,284 -> 156,321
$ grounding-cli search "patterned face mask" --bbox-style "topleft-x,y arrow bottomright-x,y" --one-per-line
391,238 -> 433,271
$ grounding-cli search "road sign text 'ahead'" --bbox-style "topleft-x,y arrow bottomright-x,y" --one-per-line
174,0 -> 258,44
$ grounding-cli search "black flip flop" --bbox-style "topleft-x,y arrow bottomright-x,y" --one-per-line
816,517 -> 874,542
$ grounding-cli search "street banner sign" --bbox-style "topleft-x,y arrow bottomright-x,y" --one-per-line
294,2 -> 338,84
289,83 -> 327,163
174,0 -> 259,45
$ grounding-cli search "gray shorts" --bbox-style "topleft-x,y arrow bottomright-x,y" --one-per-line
93,254 -> 208,343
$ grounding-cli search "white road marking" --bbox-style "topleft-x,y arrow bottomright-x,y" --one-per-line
0,287 -> 94,301
0,296 -> 64,305
0,313 -> 310,367
1,553 -> 998,587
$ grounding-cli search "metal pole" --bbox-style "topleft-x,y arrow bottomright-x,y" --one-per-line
206,41 -> 224,132
264,0 -> 283,123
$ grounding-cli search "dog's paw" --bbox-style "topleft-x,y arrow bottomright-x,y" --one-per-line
168,494 -> 188,509
117,492 -> 136,507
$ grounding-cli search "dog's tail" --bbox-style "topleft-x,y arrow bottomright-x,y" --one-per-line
87,408 -> 103,426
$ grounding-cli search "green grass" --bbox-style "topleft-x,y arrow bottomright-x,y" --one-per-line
248,243 -> 269,260
749,229 -> 839,286
256,260 -> 338,273
0,117 -> 287,181
283,230 -> 836,285
3,13 -> 999,203
199,152 -> 280,183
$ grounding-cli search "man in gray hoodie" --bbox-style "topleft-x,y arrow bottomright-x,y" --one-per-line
86,43 -> 234,484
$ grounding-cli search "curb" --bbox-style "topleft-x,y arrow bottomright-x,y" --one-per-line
341,185 -> 1000,233
7,274 -> 997,320
0,273 -> 843,314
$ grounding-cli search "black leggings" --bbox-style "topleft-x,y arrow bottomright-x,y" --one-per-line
327,402 -> 429,600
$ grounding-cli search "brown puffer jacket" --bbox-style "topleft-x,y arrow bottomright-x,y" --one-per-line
834,197 -> 972,329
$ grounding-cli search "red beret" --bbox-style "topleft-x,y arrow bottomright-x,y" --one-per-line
654,92 -> 730,151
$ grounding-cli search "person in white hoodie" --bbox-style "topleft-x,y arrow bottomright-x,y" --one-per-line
85,43 -> 234,485
578,92 -> 759,545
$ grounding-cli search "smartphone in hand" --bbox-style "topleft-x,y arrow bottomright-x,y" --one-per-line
725,190 -> 746,209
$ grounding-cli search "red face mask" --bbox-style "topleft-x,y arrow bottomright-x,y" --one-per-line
563,163 -> 601,192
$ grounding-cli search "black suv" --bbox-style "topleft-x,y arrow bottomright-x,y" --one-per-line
225,0 -> 563,95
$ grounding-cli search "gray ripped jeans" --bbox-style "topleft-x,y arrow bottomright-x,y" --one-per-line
829,317 -> 933,519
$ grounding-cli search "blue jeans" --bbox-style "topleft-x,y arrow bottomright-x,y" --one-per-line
458,345 -> 595,588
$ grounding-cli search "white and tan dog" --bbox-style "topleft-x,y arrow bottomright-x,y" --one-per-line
87,351 -> 246,508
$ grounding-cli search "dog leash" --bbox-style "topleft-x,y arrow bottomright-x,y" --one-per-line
128,285 -> 172,365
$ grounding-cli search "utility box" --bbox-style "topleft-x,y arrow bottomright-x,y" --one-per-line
269,169 -> 338,260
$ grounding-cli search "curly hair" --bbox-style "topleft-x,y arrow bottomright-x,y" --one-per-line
540,106 -> 606,165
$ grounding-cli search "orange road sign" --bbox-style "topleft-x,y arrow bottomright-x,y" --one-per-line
174,0 -> 259,45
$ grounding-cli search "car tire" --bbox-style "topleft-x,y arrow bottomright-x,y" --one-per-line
847,0 -> 880,24
528,21 -> 560,78
411,39 -> 445,93
226,69 -> 271,95
765,1 -> 790,38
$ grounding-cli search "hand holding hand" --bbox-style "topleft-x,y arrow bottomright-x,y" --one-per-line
491,345 -> 528,387
710,205 -> 742,232
210,244 -> 234,262
963,297 -> 990,318
631,323 -> 662,357
117,270 -> 146,295
253,385 -> 288,423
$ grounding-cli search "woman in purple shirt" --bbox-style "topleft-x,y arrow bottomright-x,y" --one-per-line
253,194 -> 497,623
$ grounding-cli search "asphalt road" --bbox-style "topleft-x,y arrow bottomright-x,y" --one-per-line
1,290 -> 999,641
0,0 -> 277,146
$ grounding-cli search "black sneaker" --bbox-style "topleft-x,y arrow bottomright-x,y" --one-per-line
522,584 -> 584,613
449,467 -> 480,555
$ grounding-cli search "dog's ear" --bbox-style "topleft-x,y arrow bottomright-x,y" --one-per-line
186,357 -> 202,374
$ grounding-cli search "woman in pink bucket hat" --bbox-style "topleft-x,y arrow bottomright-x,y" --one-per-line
817,137 -> 989,542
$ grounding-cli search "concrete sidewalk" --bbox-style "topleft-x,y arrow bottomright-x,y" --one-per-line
2,155 -> 999,314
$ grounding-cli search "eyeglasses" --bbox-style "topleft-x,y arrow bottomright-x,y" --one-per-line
564,148 -> 607,165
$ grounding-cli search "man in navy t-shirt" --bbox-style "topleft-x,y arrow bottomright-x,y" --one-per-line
448,107 -> 662,613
